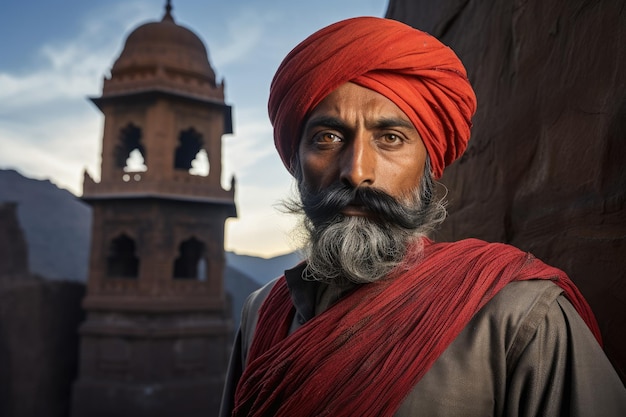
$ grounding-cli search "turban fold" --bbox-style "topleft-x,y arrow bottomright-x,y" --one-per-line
268,16 -> 477,179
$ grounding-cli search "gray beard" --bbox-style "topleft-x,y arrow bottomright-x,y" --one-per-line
302,216 -> 415,284
301,186 -> 444,285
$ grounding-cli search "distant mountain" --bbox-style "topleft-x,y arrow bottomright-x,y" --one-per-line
223,251 -> 303,326
0,169 -> 91,282
224,251 -> 304,326
0,168 -> 301,321
225,251 -> 303,286
223,265 -> 261,326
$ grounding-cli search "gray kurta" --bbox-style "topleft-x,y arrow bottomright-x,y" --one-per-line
220,264 -> 626,416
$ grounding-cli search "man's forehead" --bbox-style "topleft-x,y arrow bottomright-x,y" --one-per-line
301,82 -> 418,132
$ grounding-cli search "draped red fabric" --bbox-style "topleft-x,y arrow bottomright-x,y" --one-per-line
232,238 -> 601,417
268,17 -> 477,179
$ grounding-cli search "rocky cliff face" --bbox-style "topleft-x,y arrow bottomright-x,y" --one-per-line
387,0 -> 626,381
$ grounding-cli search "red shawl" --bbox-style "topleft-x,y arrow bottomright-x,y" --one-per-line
232,239 -> 601,417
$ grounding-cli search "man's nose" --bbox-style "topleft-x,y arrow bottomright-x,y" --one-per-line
340,135 -> 375,188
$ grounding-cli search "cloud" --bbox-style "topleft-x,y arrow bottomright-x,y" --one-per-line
0,61 -> 93,110
0,1 -> 160,193
221,108 -> 275,183
0,112 -> 102,195
0,3 -> 154,110
201,7 -> 280,70
225,181 -> 301,257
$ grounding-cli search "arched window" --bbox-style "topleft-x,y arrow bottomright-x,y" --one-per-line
174,128 -> 209,176
114,123 -> 146,172
124,149 -> 147,173
173,237 -> 206,280
106,234 -> 139,278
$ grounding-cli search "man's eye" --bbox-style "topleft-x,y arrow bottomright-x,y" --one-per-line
314,132 -> 342,143
381,133 -> 402,144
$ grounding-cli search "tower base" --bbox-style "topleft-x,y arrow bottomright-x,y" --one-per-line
71,310 -> 232,417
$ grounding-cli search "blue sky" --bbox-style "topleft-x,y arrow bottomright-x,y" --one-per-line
0,0 -> 388,258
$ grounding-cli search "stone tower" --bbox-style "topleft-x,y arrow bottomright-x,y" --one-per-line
72,3 -> 236,416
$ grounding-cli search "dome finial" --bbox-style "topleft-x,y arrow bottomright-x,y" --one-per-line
163,0 -> 174,22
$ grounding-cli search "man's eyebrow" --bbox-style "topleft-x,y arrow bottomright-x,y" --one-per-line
303,115 -> 347,131
302,115 -> 416,132
368,117 -> 416,131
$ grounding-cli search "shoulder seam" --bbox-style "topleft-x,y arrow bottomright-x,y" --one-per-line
505,282 -> 564,376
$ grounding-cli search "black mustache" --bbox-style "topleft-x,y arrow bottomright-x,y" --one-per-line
301,183 -> 428,230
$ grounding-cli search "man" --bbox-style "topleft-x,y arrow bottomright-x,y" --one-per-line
220,17 -> 626,417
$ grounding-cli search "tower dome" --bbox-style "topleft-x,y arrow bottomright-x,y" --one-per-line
101,2 -> 223,100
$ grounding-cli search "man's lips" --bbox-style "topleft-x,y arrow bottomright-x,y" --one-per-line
340,203 -> 370,217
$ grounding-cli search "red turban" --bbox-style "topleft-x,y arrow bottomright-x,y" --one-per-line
268,16 -> 477,179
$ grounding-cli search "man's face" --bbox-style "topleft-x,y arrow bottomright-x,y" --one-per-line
298,82 -> 428,214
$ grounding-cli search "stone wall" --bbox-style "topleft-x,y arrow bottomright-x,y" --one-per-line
0,203 -> 28,278
387,0 -> 626,381
0,201 -> 86,417
0,279 -> 85,417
